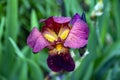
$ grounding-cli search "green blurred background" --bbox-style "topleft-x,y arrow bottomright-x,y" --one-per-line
0,0 -> 120,80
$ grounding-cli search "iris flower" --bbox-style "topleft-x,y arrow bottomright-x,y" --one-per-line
27,13 -> 89,72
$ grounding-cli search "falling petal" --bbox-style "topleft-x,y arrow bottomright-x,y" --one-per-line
27,27 -> 48,53
60,52 -> 75,72
47,52 -> 75,72
47,54 -> 62,72
64,19 -> 89,48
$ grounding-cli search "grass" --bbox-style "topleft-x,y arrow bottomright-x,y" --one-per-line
0,0 -> 120,80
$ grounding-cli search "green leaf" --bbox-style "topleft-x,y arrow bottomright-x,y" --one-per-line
2,0 -> 18,76
9,37 -> 25,59
19,62 -> 28,80
83,62 -> 94,80
0,17 -> 5,39
72,53 -> 96,80
95,41 -> 120,80
0,17 -> 5,70
27,59 -> 43,80
22,0 -> 30,9
5,0 -> 18,41
113,0 -> 120,40
31,9 -> 38,30
98,0 -> 110,47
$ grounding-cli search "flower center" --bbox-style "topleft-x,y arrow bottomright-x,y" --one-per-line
49,44 -> 69,55
55,44 -> 63,52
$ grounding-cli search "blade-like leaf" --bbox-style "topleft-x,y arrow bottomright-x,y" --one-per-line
9,37 -> 25,59
31,9 -> 38,29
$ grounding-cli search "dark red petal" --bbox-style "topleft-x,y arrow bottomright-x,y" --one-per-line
60,53 -> 75,72
42,16 -> 71,24
47,54 -> 62,72
47,52 -> 75,72
41,17 -> 70,34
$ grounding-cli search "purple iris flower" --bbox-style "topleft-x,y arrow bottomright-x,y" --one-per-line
27,13 -> 89,72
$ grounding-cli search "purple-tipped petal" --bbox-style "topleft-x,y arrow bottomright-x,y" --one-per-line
27,27 -> 48,53
69,13 -> 81,25
53,17 -> 71,24
47,52 -> 75,72
64,19 -> 89,48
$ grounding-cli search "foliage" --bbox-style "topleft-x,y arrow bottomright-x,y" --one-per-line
0,0 -> 120,80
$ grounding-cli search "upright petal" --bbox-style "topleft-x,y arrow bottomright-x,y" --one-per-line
41,17 -> 71,34
69,13 -> 81,25
47,52 -> 75,72
64,19 -> 89,48
70,12 -> 87,25
27,27 -> 48,53
53,17 -> 71,24
41,16 -> 71,25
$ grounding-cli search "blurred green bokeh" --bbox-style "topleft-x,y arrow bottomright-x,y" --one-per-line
0,0 -> 120,80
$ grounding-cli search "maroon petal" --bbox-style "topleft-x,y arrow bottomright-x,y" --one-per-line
60,53 -> 75,72
41,16 -> 71,25
47,54 -> 62,72
64,19 -> 89,48
47,52 -> 75,72
27,27 -> 48,53
42,17 -> 71,35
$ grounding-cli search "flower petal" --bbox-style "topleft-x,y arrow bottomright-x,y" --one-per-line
47,52 -> 75,72
41,17 -> 71,35
41,16 -> 71,25
64,19 -> 89,48
53,17 -> 71,24
58,26 -> 70,40
70,12 -> 87,25
47,54 -> 62,72
69,13 -> 81,25
27,27 -> 48,53
60,52 -> 75,72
